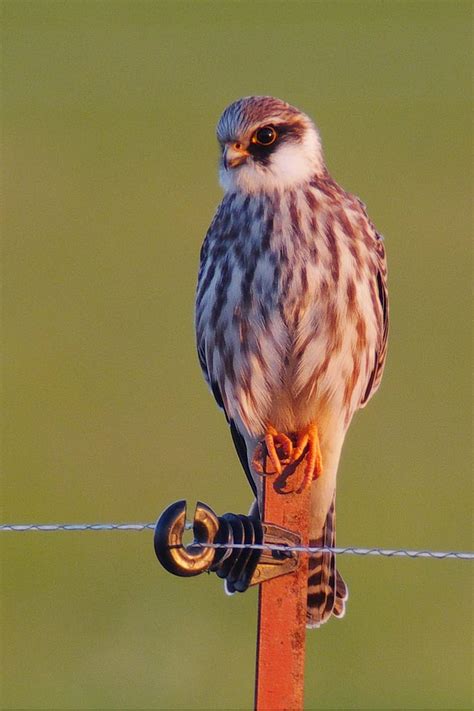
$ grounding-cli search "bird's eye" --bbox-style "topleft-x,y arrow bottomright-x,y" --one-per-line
252,126 -> 277,146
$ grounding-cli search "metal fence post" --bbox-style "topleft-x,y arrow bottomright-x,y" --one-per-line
254,468 -> 311,711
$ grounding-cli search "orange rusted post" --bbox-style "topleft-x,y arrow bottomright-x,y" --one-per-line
254,467 -> 311,711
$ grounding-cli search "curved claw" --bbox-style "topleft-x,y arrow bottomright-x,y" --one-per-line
153,500 -> 219,576
290,424 -> 323,492
252,428 -> 293,475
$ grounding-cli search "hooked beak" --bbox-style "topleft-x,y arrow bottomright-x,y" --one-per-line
223,142 -> 249,170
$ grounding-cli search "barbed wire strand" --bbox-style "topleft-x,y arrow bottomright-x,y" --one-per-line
0,522 -> 472,560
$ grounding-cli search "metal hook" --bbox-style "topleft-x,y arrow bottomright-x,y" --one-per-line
154,499 -> 302,589
153,500 -> 219,576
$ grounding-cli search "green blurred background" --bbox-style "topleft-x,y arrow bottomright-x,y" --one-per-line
2,1 -> 472,708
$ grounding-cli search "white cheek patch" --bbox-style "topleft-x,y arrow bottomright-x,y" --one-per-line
270,142 -> 314,185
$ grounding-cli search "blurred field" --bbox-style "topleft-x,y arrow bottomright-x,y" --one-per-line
1,1 -> 472,709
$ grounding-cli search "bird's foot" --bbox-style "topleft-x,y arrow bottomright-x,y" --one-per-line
289,423 -> 323,492
252,426 -> 293,475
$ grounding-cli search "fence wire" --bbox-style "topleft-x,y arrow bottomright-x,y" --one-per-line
0,523 -> 155,532
1,522 -> 472,560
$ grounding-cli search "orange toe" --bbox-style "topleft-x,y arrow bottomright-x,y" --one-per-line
252,427 -> 293,475
291,423 -> 323,492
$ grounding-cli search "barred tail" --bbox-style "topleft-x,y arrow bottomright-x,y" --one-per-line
306,497 -> 348,628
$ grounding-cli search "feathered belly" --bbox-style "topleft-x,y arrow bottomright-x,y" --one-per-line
196,187 -> 383,440
201,252 -> 378,439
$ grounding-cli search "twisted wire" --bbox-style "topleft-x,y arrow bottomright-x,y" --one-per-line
199,541 -> 474,560
0,523 -> 155,532
0,522 -> 472,560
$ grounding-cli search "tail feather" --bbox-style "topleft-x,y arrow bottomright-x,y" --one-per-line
306,497 -> 348,628
332,570 -> 349,618
335,569 -> 349,602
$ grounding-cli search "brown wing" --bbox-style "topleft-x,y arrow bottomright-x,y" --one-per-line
312,182 -> 389,409
195,203 -> 225,412
360,221 -> 389,407
195,202 -> 257,497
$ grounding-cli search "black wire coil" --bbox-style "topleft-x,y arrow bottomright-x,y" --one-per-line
153,500 -> 263,593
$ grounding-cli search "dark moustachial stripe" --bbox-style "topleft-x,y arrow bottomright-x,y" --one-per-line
248,141 -> 272,166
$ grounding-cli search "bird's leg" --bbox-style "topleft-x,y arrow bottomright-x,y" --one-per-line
290,423 -> 323,491
252,425 -> 293,475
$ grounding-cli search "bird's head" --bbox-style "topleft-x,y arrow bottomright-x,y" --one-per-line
216,96 -> 326,194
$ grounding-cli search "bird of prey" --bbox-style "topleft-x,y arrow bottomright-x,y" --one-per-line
195,96 -> 388,627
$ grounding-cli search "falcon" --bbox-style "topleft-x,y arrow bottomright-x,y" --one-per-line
195,96 -> 388,627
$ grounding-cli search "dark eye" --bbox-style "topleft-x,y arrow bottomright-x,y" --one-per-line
252,126 -> 277,146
